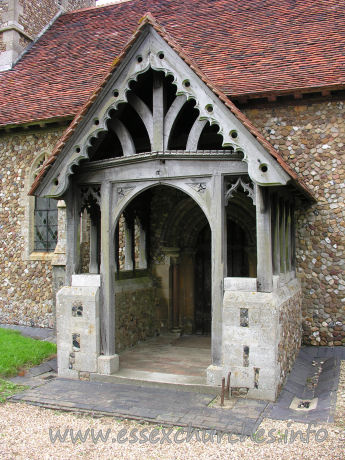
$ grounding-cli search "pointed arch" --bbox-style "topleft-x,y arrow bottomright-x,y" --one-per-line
108,118 -> 136,157
127,93 -> 153,148
186,118 -> 208,151
23,150 -> 58,260
164,94 -> 187,150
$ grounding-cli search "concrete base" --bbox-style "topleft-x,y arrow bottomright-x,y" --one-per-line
97,354 -> 120,375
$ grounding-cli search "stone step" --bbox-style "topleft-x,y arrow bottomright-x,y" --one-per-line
90,369 -> 220,395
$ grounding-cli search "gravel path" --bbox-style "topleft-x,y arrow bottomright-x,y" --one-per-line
0,363 -> 344,460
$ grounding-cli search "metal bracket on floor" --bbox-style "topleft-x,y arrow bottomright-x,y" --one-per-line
220,372 -> 231,406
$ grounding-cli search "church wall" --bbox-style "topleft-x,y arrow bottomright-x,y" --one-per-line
114,278 -> 159,353
0,126 -> 65,328
18,0 -> 59,39
0,1 -> 9,53
17,1 -> 96,41
149,187 -> 193,332
0,2 -> 8,22
65,0 -> 96,10
277,285 -> 303,391
0,99 -> 344,349
110,186 -> 202,351
113,188 -> 188,351
243,99 -> 345,346
0,1 -> 96,71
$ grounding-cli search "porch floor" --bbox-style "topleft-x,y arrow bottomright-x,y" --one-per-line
102,334 -> 213,389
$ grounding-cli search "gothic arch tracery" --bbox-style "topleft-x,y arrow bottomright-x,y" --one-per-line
36,25 -> 290,199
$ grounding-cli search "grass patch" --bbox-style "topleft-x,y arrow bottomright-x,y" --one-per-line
0,379 -> 28,403
0,328 -> 56,377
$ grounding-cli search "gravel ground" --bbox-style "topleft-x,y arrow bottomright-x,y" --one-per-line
0,363 -> 344,460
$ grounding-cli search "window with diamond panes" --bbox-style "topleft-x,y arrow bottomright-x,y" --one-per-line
34,197 -> 58,251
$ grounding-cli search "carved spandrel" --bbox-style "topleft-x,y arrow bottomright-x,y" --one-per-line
80,185 -> 101,209
116,186 -> 135,204
225,177 -> 256,205
186,182 -> 207,194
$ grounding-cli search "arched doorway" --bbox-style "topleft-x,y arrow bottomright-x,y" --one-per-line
110,184 -> 212,379
113,185 -> 212,354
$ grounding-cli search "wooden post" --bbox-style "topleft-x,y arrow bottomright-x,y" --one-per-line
153,72 -> 164,151
272,194 -> 280,276
256,185 -> 273,292
114,223 -> 119,273
89,218 -> 99,274
226,372 -> 231,399
64,185 -> 80,285
220,377 -> 225,406
211,173 -> 226,366
171,254 -> 181,332
290,201 -> 296,273
279,198 -> 286,275
286,200 -> 292,274
138,218 -> 147,269
124,214 -> 134,271
100,181 -> 115,356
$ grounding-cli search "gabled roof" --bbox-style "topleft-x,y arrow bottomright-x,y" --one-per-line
1,0 -> 345,128
29,13 -> 314,200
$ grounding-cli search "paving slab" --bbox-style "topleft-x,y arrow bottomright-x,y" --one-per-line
10,378 -> 267,435
268,346 -> 343,423
44,358 -> 58,371
27,362 -> 55,377
5,338 -> 344,430
0,324 -> 55,342
9,376 -> 46,389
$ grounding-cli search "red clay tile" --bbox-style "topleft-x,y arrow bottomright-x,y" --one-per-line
0,0 -> 344,128
29,13 -> 314,200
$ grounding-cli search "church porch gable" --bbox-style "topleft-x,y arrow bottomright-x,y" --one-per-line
32,18 -> 311,401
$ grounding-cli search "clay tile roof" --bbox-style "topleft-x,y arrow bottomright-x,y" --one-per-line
1,0 -> 345,128
29,13 -> 315,200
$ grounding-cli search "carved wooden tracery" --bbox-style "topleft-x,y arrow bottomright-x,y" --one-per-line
225,177 -> 256,205
37,25 -> 289,199
87,70 -> 231,160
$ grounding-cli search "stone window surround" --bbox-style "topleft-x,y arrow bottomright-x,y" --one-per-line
22,149 -> 56,261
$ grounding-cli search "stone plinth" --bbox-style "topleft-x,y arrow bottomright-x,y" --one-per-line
207,278 -> 302,401
56,283 -> 100,378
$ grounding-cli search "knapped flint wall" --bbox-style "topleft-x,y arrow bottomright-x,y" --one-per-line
0,98 -> 344,347
244,99 -> 345,347
0,127 -> 65,327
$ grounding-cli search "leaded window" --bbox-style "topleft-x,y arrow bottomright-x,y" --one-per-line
34,197 -> 58,251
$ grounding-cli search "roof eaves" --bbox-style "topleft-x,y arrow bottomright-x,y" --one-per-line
231,83 -> 345,100
30,11 -> 315,201
29,13 -> 154,195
